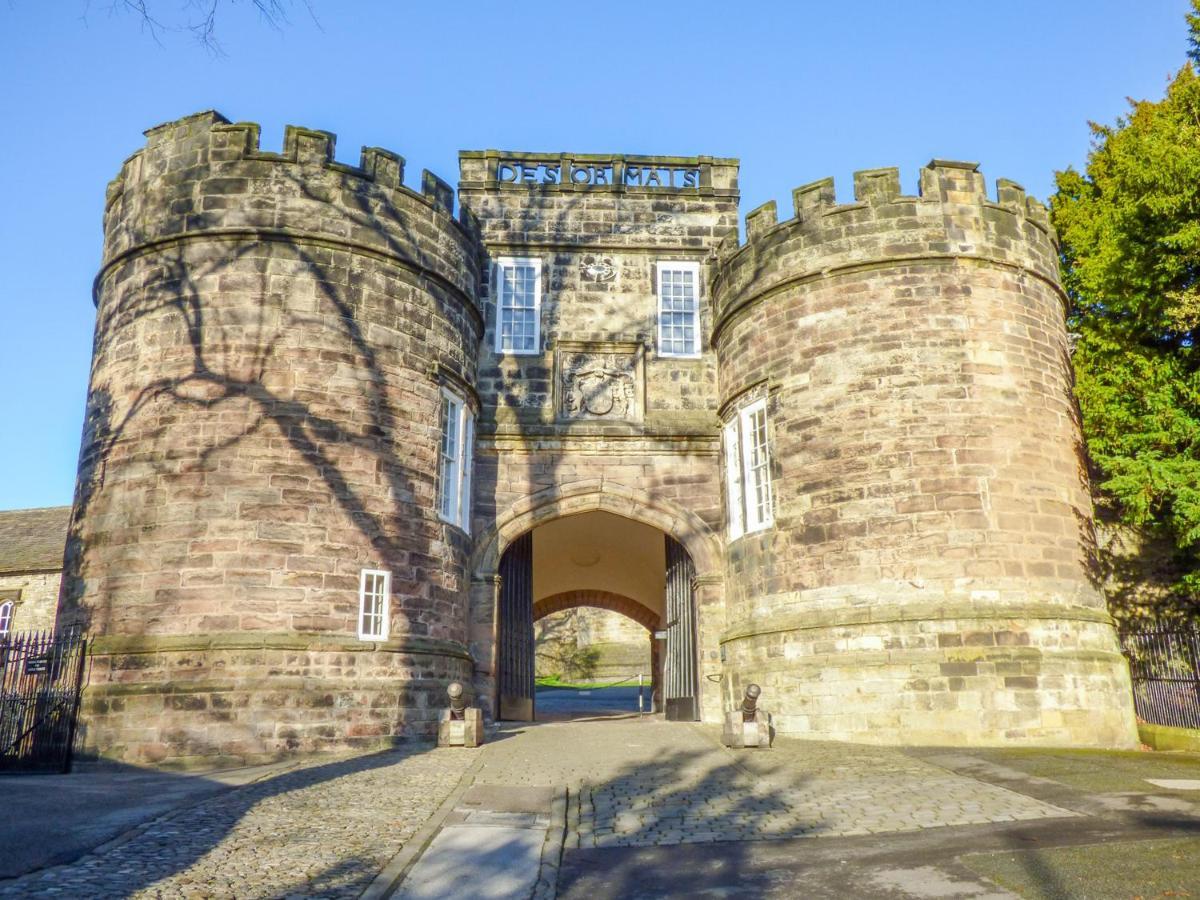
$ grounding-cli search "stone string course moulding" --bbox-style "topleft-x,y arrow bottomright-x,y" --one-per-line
61,111 -> 1138,766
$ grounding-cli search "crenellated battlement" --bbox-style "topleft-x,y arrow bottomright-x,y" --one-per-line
732,160 -> 1052,238
712,160 -> 1060,332
101,110 -> 481,306
109,110 -> 461,218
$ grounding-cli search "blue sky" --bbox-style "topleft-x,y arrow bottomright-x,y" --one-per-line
0,0 -> 1192,509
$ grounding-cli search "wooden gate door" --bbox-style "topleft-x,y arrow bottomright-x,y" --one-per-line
498,531 -> 535,720
663,536 -> 698,721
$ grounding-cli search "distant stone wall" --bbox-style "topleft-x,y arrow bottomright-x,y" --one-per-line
64,111 -> 481,766
534,606 -> 650,681
712,162 -> 1138,747
0,572 -> 60,634
1095,519 -> 1192,627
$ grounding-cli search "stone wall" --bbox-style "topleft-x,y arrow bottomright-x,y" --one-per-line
63,111 -> 482,765
711,162 -> 1138,747
65,114 -> 1141,762
534,606 -> 651,681
459,153 -> 738,722
0,572 -> 61,634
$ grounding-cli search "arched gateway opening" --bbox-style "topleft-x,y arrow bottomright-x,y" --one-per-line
490,510 -> 699,723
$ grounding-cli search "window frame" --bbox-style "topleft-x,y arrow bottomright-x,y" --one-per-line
0,600 -> 12,636
723,397 -> 774,538
740,398 -> 774,533
723,419 -> 745,540
493,256 -> 543,356
358,569 -> 391,641
437,387 -> 475,533
655,260 -> 702,359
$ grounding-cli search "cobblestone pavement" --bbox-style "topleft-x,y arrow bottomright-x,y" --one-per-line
0,745 -> 476,899
475,718 -> 1076,851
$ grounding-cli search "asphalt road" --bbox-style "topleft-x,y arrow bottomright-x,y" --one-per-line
534,685 -> 649,721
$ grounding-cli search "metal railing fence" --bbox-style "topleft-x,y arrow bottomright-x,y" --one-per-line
0,627 -> 88,773
1119,626 -> 1200,730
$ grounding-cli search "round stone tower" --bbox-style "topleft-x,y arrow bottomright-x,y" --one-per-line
712,161 -> 1138,747
62,111 -> 483,765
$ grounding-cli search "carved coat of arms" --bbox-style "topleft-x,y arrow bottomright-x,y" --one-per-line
560,351 -> 638,420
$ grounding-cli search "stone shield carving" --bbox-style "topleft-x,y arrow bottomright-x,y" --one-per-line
558,347 -> 641,421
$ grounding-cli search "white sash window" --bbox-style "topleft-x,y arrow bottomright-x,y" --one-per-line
358,569 -> 390,640
724,397 -> 774,537
656,261 -> 701,357
438,388 -> 475,532
494,257 -> 542,354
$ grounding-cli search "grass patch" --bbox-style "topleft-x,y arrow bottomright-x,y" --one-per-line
970,747 -> 1200,794
535,676 -> 642,690
961,836 -> 1200,899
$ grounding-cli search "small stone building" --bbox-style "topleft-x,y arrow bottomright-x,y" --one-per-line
58,111 -> 1139,766
0,506 -> 69,636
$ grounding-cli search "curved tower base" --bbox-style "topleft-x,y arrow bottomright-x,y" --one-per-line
712,161 -> 1138,749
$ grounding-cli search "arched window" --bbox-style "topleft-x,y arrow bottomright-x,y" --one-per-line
0,601 -> 12,636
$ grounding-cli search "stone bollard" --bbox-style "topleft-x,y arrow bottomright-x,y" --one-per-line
438,681 -> 484,748
722,683 -> 772,749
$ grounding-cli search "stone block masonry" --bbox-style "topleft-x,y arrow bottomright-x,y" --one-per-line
712,161 -> 1137,746
62,112 -> 1137,764
62,111 -> 481,765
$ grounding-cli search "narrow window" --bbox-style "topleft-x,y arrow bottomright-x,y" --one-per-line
724,398 -> 773,538
723,421 -> 744,540
656,261 -> 700,357
439,392 -> 461,523
494,257 -> 542,354
741,399 -> 774,532
438,388 -> 475,532
459,412 -> 474,531
0,601 -> 12,636
358,569 -> 390,640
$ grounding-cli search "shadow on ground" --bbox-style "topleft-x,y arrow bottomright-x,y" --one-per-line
0,745 -> 431,897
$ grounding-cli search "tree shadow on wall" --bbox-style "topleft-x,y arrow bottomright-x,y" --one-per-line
60,157 -> 480,646
469,181 -> 737,532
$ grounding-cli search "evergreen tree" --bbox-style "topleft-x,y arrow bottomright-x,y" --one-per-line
1051,1 -> 1200,620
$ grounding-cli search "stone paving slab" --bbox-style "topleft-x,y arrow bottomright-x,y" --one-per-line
0,745 -> 476,899
392,825 -> 546,900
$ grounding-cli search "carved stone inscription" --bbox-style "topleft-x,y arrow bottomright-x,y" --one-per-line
497,161 -> 700,189
560,350 -> 640,421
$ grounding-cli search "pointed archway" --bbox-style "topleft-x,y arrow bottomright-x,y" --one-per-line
469,482 -> 725,725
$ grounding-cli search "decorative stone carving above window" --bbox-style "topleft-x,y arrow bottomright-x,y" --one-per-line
555,340 -> 644,423
579,256 -> 616,282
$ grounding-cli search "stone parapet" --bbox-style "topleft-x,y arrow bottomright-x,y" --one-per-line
713,160 -> 1059,335
103,111 -> 480,308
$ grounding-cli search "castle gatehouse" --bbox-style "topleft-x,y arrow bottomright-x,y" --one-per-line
59,111 -> 1138,766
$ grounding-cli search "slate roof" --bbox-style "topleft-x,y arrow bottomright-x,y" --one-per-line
0,506 -> 70,575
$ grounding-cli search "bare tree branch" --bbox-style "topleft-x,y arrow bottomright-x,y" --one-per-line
98,0 -> 317,54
